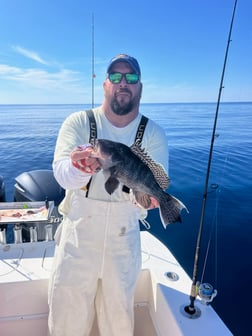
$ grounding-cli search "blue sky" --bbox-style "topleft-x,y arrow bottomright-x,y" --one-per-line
0,0 -> 251,104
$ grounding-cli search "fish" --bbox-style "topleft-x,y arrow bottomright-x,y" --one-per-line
91,139 -> 187,228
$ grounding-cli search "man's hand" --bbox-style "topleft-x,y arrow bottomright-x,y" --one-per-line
71,144 -> 101,174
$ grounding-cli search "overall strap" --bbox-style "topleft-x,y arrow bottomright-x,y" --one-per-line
85,109 -> 96,197
122,115 -> 148,194
134,115 -> 148,144
86,109 -> 97,145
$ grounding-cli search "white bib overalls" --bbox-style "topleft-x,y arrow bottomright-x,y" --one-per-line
48,190 -> 141,336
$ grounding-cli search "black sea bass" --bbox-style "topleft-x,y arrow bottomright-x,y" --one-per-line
91,139 -> 187,228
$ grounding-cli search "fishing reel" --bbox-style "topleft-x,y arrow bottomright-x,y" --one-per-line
196,282 -> 217,305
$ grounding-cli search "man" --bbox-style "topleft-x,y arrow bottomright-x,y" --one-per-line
48,54 -> 168,336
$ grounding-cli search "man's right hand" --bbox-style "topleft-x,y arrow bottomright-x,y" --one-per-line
70,144 -> 101,174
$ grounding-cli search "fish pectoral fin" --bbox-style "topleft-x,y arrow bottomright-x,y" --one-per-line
134,191 -> 152,209
134,191 -> 160,209
105,176 -> 120,195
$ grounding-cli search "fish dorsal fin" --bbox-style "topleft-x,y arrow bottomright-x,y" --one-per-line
130,142 -> 170,189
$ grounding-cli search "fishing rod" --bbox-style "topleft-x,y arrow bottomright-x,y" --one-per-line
91,13 -> 95,108
184,0 -> 238,317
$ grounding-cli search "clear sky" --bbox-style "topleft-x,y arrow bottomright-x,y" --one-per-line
0,0 -> 251,104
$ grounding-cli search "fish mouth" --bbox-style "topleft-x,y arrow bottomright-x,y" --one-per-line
90,140 -> 114,169
90,140 -> 103,159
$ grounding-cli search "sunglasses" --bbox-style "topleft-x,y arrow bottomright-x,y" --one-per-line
108,72 -> 140,84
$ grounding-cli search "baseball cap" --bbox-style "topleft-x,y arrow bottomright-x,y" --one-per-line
107,54 -> 141,76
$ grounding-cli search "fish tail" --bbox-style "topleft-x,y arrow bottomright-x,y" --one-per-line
159,193 -> 188,229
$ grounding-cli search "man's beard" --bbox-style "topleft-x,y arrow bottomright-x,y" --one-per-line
110,89 -> 138,116
111,98 -> 134,116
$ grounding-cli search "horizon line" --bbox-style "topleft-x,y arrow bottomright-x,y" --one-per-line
0,100 -> 251,106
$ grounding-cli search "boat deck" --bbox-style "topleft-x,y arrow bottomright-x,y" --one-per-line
90,304 -> 157,336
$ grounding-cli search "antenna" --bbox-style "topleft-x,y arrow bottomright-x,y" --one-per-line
91,13 -> 95,108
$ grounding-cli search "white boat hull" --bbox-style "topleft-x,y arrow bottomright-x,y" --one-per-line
0,231 -> 232,335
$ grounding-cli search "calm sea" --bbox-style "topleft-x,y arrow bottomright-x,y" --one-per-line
0,103 -> 251,335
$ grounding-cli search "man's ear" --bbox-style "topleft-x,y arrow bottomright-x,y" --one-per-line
139,82 -> 143,98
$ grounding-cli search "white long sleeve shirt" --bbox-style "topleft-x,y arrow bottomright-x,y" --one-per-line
53,106 -> 168,203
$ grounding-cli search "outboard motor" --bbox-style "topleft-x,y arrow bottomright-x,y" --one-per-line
0,175 -> 6,202
14,169 -> 64,205
13,170 -> 65,241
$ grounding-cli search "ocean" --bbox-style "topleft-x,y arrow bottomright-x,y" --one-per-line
0,103 -> 251,335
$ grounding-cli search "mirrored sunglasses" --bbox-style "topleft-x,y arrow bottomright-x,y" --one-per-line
108,72 -> 140,84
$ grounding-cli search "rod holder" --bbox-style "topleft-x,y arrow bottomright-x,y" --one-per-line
0,228 -> 7,244
45,224 -> 53,241
14,224 -> 23,244
30,226 -> 38,242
